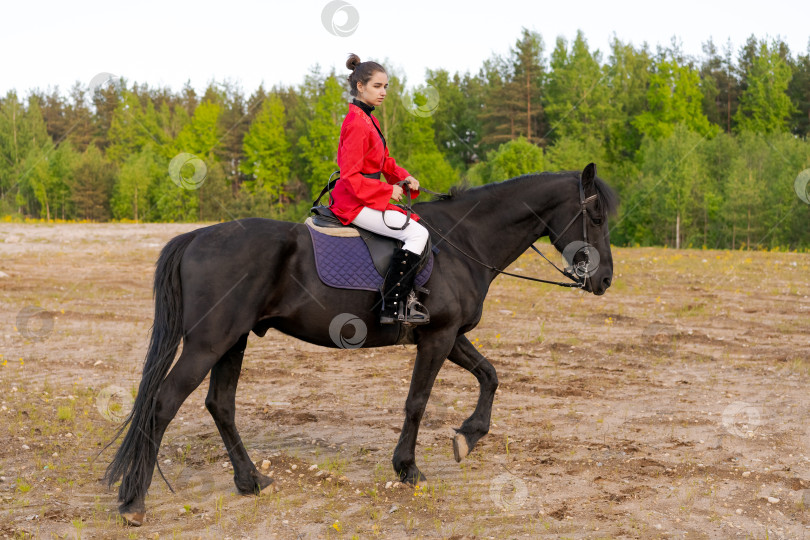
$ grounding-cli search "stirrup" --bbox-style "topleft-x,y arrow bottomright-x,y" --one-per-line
401,292 -> 430,326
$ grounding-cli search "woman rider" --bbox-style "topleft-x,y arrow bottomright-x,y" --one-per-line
329,53 -> 430,326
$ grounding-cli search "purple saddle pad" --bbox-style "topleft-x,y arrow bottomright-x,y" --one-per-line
307,226 -> 433,291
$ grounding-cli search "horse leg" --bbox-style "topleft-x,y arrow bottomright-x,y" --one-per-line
446,335 -> 499,462
392,330 -> 456,485
204,333 -> 272,495
118,341 -> 226,525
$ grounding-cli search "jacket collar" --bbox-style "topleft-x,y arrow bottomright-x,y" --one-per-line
352,97 -> 375,116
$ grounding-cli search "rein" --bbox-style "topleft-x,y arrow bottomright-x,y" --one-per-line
314,171 -> 596,290
398,178 -> 597,289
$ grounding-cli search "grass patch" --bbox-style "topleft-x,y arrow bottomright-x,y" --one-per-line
57,404 -> 75,421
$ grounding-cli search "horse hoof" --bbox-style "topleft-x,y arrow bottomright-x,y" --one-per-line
396,463 -> 427,486
453,433 -> 469,463
402,471 -> 427,486
260,480 -> 277,495
121,511 -> 145,526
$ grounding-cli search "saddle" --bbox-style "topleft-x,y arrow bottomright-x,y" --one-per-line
308,205 -> 432,278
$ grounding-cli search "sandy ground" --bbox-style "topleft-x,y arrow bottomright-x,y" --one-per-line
1,222 -> 810,539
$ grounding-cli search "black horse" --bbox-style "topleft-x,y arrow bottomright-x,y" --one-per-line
105,164 -> 618,525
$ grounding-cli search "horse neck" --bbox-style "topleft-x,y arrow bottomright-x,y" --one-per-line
423,174 -> 574,274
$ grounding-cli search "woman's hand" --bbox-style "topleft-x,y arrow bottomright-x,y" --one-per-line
405,176 -> 420,191
391,184 -> 404,201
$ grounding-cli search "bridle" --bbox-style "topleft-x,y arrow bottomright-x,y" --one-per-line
544,176 -> 600,285
403,175 -> 600,290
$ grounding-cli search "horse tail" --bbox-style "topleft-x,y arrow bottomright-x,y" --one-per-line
103,230 -> 198,504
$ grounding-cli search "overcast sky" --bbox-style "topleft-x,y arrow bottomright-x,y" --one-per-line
3,0 -> 807,98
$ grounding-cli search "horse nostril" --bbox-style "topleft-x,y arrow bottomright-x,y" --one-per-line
602,276 -> 612,289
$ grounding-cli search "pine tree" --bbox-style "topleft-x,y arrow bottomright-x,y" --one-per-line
35,88 -> 69,144
699,39 -> 741,134
66,83 -> 94,152
70,145 -> 115,221
479,28 -> 546,149
92,80 -> 123,151
508,28 -> 546,144
216,83 -> 251,196
787,50 -> 810,137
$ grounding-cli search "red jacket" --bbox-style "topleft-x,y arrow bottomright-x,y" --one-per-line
331,102 -> 421,225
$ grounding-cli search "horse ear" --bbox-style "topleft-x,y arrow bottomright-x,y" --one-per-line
581,163 -> 596,192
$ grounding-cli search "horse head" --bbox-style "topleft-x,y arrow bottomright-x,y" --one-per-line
545,163 -> 618,296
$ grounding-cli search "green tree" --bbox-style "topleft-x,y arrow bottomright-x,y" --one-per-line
508,28 -> 546,144
379,73 -> 460,193
634,125 -> 707,247
634,56 -> 719,139
111,145 -> 165,221
479,28 -> 546,149
469,137 -> 545,185
20,140 -> 77,220
725,131 -> 810,249
240,93 -> 291,204
698,132 -> 738,247
211,81 -> 250,195
734,40 -> 796,134
699,39 -> 741,134
544,30 -> 612,142
17,143 -> 55,218
787,50 -> 810,137
0,92 -> 26,209
150,100 -> 225,221
65,83 -> 95,152
34,88 -> 69,144
425,69 -> 484,169
604,38 -> 652,161
297,75 -> 345,198
91,80 -> 124,151
106,90 -> 170,163
3,94 -> 56,216
545,135 -> 606,173
70,145 -> 115,221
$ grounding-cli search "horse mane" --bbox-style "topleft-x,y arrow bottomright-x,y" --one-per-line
431,171 -> 619,216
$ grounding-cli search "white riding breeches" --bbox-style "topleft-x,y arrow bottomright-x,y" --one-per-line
351,207 -> 429,255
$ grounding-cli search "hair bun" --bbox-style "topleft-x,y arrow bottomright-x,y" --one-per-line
346,53 -> 361,71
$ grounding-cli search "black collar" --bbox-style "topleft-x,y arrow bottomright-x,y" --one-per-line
351,98 -> 386,148
352,98 -> 375,116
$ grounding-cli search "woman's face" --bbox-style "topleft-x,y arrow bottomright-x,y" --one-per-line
357,71 -> 388,106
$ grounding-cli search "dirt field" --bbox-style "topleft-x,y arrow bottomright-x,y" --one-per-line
1,222 -> 809,539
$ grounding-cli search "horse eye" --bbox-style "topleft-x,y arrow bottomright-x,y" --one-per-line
592,217 -> 603,226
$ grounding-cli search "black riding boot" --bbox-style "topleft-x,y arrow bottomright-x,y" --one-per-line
379,248 -> 430,325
